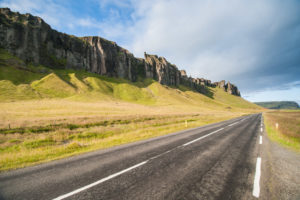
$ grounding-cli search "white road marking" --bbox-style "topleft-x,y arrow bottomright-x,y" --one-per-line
253,157 -> 261,198
149,149 -> 175,160
53,161 -> 148,200
182,128 -> 224,146
228,122 -> 239,127
52,120 -> 239,199
260,127 -> 263,132
259,136 -> 262,144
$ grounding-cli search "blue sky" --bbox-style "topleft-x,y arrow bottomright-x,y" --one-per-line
1,0 -> 300,104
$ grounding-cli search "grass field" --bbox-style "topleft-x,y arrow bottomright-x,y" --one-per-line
264,110 -> 300,151
0,49 -> 263,171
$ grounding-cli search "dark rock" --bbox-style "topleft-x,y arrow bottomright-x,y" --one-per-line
144,53 -> 180,86
226,81 -> 240,96
217,80 -> 226,90
180,70 -> 187,77
213,80 -> 240,96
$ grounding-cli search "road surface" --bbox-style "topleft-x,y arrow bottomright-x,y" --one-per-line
0,114 -> 264,200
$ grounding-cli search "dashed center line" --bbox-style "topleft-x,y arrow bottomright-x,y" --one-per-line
53,161 -> 148,200
182,128 -> 224,146
228,121 -> 239,126
149,149 -> 176,160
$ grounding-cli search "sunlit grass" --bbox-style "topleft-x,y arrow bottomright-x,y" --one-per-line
0,112 -> 242,171
264,110 -> 300,151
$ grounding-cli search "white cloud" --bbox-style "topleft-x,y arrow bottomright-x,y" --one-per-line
0,0 -> 40,13
77,18 -> 97,27
98,0 -> 132,9
123,0 -> 300,93
0,0 -> 73,28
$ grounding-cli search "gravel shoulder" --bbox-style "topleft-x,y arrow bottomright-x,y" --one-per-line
262,131 -> 300,200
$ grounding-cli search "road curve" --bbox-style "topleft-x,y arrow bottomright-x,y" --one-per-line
0,114 -> 263,200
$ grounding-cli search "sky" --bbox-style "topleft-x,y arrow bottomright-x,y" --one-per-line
1,0 -> 300,104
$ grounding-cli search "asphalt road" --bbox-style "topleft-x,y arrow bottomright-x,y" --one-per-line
0,114 -> 264,200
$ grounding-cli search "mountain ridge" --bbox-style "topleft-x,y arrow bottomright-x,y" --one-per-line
254,101 -> 299,109
0,7 -> 240,96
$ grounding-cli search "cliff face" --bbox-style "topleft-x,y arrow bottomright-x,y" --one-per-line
214,80 -> 240,96
81,36 -> 144,82
0,8 -> 241,96
144,53 -> 181,86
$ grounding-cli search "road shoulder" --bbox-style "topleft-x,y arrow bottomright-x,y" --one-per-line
262,132 -> 300,200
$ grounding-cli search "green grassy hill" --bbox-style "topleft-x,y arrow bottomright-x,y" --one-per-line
0,49 -> 261,111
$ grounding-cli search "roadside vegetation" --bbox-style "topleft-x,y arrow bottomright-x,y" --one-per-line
264,110 -> 300,151
0,49 -> 263,171
0,112 -> 243,171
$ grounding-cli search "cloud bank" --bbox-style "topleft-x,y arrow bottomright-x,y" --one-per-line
127,0 -> 300,94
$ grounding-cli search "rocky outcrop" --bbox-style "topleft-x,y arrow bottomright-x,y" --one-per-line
0,8 -> 241,96
144,53 -> 180,86
81,36 -> 145,81
226,82 -> 240,96
180,70 -> 187,77
213,80 -> 240,96
0,8 -> 144,82
196,78 -> 214,87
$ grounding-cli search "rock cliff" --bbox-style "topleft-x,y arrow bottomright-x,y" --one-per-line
213,80 -> 240,96
144,53 -> 180,86
0,8 -> 241,96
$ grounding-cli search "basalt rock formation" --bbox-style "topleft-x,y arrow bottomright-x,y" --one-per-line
213,80 -> 240,96
0,8 -> 241,96
144,53 -> 180,86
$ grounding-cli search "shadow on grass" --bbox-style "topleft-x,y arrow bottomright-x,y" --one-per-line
174,84 -> 215,99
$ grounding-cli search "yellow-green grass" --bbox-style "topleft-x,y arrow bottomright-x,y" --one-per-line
0,112 -> 242,171
0,49 -> 263,171
264,110 -> 300,152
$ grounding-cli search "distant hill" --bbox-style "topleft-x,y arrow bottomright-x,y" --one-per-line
254,101 -> 300,109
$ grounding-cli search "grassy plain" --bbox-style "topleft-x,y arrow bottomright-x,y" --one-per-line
0,49 -> 262,171
264,110 -> 300,151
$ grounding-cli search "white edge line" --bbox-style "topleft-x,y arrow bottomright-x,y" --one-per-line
259,136 -> 262,144
253,157 -> 261,198
260,127 -> 263,132
182,128 -> 224,146
53,161 -> 148,200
